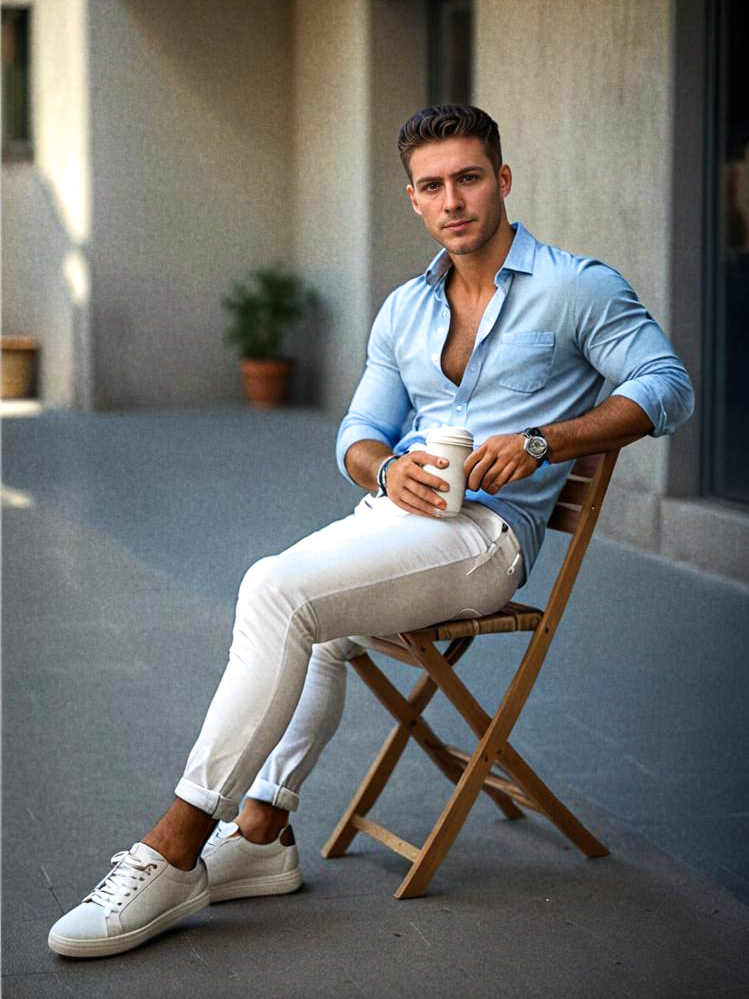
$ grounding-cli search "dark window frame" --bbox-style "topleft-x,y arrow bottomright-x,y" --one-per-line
668,0 -> 711,501
670,0 -> 749,511
701,0 -> 748,507
2,3 -> 33,163
427,0 -> 473,108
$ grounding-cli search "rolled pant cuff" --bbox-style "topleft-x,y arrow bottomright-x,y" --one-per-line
175,777 -> 238,821
246,777 -> 300,813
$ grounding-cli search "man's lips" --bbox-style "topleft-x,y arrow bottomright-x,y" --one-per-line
442,219 -> 474,230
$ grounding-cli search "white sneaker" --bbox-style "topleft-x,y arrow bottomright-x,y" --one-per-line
48,842 -> 209,958
201,822 -> 303,902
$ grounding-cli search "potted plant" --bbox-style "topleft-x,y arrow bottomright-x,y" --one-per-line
222,264 -> 316,407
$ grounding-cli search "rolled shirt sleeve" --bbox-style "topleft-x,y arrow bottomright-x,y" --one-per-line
574,260 -> 695,437
336,292 -> 414,483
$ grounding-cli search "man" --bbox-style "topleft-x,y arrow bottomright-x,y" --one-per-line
48,105 -> 694,958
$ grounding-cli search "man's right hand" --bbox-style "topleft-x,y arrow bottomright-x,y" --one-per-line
385,451 -> 451,517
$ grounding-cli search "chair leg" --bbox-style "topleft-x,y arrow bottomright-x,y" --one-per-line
392,652 -> 608,895
394,711 -> 508,899
499,742 -> 609,859
322,657 -> 440,859
322,718 -> 413,859
323,643 -> 526,892
357,648 -> 523,821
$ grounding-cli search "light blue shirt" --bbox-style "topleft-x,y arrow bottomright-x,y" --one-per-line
336,222 -> 694,586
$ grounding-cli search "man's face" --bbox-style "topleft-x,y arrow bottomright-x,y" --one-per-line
406,136 -> 511,256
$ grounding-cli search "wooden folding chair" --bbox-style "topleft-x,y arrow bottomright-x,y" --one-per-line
322,449 -> 620,898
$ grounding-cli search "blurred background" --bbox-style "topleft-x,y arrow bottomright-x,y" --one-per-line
2,0 -> 747,583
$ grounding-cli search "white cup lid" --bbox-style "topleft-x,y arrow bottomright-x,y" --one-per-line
426,425 -> 474,446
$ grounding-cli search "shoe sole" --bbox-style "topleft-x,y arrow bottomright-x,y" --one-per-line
209,868 -> 303,903
48,888 -> 210,958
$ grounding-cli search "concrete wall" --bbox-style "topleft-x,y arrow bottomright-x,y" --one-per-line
369,0 -> 434,312
291,0 -> 433,416
475,0 -> 675,552
3,0 -> 433,416
291,0 -> 371,415
86,0 -> 294,408
2,0 -> 92,407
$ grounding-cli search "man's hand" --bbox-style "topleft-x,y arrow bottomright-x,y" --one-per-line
464,434 -> 539,494
386,451 -> 451,517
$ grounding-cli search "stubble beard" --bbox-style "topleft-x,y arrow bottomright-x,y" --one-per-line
437,204 -> 503,257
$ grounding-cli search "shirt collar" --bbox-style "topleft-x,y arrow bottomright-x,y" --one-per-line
424,221 -> 537,289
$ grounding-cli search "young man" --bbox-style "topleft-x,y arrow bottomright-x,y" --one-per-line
49,105 -> 694,958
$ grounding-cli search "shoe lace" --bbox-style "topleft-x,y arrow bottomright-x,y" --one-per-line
83,849 -> 159,914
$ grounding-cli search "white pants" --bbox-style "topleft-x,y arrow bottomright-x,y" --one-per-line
175,494 -> 523,821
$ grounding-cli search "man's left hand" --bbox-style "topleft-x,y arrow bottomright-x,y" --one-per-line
464,434 -> 540,494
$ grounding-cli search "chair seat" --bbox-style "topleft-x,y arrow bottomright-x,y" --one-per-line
355,602 -> 543,665
412,601 -> 544,641
356,602 -> 544,665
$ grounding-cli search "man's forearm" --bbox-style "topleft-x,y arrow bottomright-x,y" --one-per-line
344,440 -> 394,491
541,395 -> 654,464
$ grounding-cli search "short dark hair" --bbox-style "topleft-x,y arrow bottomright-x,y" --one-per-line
397,105 -> 503,178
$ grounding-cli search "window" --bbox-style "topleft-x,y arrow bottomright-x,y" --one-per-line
705,0 -> 749,504
2,5 -> 32,162
428,0 -> 472,107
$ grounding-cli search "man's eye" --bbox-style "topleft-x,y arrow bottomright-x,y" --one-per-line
460,174 -> 478,183
425,182 -> 441,192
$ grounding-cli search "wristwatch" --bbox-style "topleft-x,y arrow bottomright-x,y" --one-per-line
522,427 -> 550,465
376,455 -> 398,494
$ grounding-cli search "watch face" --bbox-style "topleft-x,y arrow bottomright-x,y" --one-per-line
526,436 -> 547,458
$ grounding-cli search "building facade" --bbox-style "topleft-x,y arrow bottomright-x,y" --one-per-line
2,0 -> 747,584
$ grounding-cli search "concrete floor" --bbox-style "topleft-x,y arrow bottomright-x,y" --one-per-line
3,406 -> 749,998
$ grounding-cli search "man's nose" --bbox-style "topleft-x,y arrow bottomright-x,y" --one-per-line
443,181 -> 464,212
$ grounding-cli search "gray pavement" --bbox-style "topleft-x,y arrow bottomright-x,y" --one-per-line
2,406 -> 749,998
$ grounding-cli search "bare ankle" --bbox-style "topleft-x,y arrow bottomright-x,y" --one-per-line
236,798 -> 289,845
143,798 -> 217,871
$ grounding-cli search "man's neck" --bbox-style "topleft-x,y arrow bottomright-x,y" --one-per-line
446,218 -> 515,299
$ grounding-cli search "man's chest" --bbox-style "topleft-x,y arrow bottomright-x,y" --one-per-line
392,275 -> 584,402
440,316 -> 476,386
393,300 -> 588,418
440,290 -> 495,386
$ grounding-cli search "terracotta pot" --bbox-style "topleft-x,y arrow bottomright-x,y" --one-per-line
240,357 -> 294,407
2,336 -> 38,399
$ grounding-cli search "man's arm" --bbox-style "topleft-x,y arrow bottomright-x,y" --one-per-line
335,292 -> 411,481
337,290 -> 452,518
465,395 -> 652,494
467,261 -> 694,494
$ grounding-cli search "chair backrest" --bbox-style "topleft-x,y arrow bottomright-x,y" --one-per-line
535,450 -> 620,645
547,452 -> 617,535
488,450 -> 621,740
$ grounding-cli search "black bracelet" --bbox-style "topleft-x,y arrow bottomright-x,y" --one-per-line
376,455 -> 398,495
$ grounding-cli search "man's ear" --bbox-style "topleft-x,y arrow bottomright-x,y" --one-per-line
406,184 -> 422,217
498,164 -> 512,199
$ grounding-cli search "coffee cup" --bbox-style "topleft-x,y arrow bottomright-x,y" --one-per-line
424,426 -> 474,517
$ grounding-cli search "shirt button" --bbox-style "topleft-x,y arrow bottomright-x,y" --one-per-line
437,327 -> 444,335
442,310 -> 448,317
431,353 -> 439,362
456,405 -> 463,412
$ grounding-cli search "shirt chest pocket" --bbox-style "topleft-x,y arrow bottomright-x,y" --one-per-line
496,331 -> 556,393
